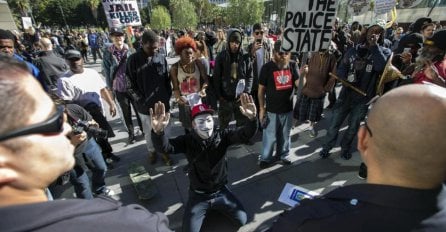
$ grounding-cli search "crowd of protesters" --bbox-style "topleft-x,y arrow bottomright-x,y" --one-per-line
0,15 -> 446,231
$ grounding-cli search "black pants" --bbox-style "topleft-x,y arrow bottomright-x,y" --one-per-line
84,103 -> 114,155
115,91 -> 143,136
328,85 -> 337,106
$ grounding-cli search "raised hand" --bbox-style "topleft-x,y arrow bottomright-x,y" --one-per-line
239,93 -> 257,120
149,101 -> 171,134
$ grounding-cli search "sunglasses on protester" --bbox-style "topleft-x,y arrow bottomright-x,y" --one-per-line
255,31 -> 264,35
0,105 -> 65,142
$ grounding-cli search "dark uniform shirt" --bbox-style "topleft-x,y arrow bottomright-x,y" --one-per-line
270,184 -> 443,232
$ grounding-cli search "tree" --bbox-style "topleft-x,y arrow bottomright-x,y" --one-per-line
7,0 -> 30,16
170,0 -> 197,29
85,0 -> 101,24
226,0 -> 264,26
150,5 -> 171,30
191,0 -> 214,24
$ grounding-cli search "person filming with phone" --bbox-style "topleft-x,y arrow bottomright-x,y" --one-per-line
247,23 -> 272,113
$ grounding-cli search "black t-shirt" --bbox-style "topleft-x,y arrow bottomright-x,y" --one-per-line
259,61 -> 299,113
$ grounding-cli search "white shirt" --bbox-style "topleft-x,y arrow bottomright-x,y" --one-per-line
57,68 -> 106,108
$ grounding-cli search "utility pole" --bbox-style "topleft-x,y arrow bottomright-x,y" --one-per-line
58,2 -> 69,30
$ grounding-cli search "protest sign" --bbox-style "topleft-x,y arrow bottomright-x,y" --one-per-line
278,183 -> 319,207
102,0 -> 142,28
21,17 -> 32,30
399,0 -> 423,8
282,0 -> 338,53
375,0 -> 397,15
348,0 -> 369,16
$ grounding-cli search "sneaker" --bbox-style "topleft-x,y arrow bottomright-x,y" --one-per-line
259,161 -> 271,169
128,135 -> 136,144
106,163 -> 114,170
148,151 -> 158,164
340,151 -> 352,160
358,162 -> 367,179
162,153 -> 173,166
319,149 -> 330,159
96,188 -> 115,197
109,153 -> 121,162
281,157 -> 292,165
309,127 -> 317,138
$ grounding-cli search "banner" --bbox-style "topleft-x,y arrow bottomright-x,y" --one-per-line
374,0 -> 397,15
348,0 -> 369,16
102,0 -> 142,28
21,17 -> 32,30
399,0 -> 423,8
282,0 -> 338,53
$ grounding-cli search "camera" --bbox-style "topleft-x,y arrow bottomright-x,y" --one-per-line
72,120 -> 108,139
256,38 -> 262,44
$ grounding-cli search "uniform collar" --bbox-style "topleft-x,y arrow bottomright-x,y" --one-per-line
324,184 -> 443,210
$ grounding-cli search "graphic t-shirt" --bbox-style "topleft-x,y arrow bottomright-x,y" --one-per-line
177,62 -> 201,96
259,61 -> 299,113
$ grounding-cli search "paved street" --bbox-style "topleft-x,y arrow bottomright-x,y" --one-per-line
53,59 -> 365,232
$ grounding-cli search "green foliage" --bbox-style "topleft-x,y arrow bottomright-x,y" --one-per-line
170,0 -> 198,29
150,5 -> 171,30
7,0 -> 30,16
226,0 -> 264,26
7,0 -> 108,28
191,0 -> 215,24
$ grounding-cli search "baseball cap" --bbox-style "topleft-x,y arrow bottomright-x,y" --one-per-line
64,49 -> 81,59
424,29 -> 446,50
110,27 -> 124,36
191,104 -> 214,119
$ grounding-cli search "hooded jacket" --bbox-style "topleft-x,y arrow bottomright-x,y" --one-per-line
152,118 -> 258,193
0,196 -> 172,232
125,48 -> 172,115
213,29 -> 253,101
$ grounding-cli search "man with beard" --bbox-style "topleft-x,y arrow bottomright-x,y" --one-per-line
257,40 -> 299,169
151,93 -> 258,232
319,25 -> 391,162
412,30 -> 446,87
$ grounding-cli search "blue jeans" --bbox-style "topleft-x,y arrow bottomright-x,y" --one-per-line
70,138 -> 107,199
182,185 -> 247,232
260,111 -> 293,162
322,97 -> 368,153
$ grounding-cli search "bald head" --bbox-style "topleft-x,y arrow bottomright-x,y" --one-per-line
363,84 -> 446,188
39,38 -> 53,51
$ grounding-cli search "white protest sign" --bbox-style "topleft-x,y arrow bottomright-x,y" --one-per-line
348,0 -> 369,16
282,0 -> 338,53
374,0 -> 397,15
278,183 -> 319,207
102,0 -> 142,28
21,17 -> 32,30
